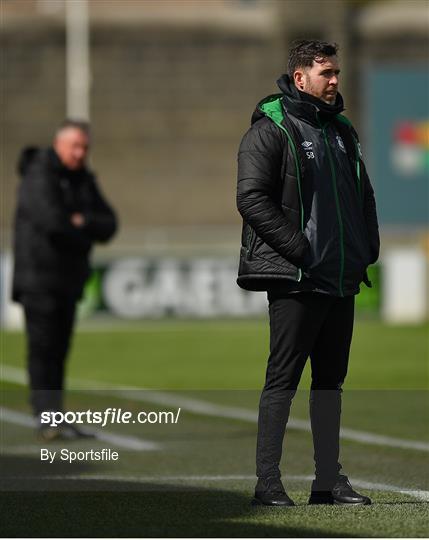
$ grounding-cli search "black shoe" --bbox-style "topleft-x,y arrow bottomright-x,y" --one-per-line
332,475 -> 371,505
309,475 -> 371,505
252,476 -> 295,507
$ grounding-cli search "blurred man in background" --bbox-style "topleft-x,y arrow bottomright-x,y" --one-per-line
12,120 -> 118,440
237,40 -> 379,506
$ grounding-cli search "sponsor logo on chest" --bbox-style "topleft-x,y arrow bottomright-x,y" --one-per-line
301,140 -> 315,159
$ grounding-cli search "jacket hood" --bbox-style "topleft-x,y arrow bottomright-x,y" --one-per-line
251,93 -> 287,126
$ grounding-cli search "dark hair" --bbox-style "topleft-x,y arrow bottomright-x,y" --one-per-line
287,40 -> 339,77
56,119 -> 91,137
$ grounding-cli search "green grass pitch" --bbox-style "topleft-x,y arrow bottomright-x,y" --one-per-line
1,318 -> 428,537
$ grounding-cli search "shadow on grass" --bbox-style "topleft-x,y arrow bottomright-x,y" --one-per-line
0,457 -> 352,538
1,488 -> 354,538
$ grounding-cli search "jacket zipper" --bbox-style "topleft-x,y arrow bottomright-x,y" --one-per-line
353,137 -> 362,201
321,121 -> 345,297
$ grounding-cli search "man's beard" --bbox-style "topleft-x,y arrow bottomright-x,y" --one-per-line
305,75 -> 336,104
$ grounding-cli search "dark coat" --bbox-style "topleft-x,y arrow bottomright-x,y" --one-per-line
236,75 -> 380,296
12,147 -> 118,301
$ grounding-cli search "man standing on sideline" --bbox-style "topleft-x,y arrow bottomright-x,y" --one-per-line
236,40 -> 379,506
12,120 -> 118,440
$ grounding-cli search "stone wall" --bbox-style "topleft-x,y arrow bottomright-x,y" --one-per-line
2,3 -> 284,248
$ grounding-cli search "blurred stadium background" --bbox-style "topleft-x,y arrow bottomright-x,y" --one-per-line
1,1 -> 428,537
1,0 -> 428,325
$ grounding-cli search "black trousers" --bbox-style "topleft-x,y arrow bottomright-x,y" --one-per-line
256,291 -> 355,489
22,294 -> 77,416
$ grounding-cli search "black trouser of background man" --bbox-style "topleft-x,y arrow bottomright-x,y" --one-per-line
256,291 -> 355,491
22,293 -> 77,418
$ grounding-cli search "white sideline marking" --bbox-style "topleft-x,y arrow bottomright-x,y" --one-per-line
346,478 -> 429,503
2,473 -> 428,502
0,407 -> 160,451
2,364 -> 428,452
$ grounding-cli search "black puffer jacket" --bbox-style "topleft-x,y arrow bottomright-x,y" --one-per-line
236,75 -> 379,296
12,147 -> 118,301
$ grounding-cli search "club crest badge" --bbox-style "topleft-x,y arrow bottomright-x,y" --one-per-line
336,135 -> 346,153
